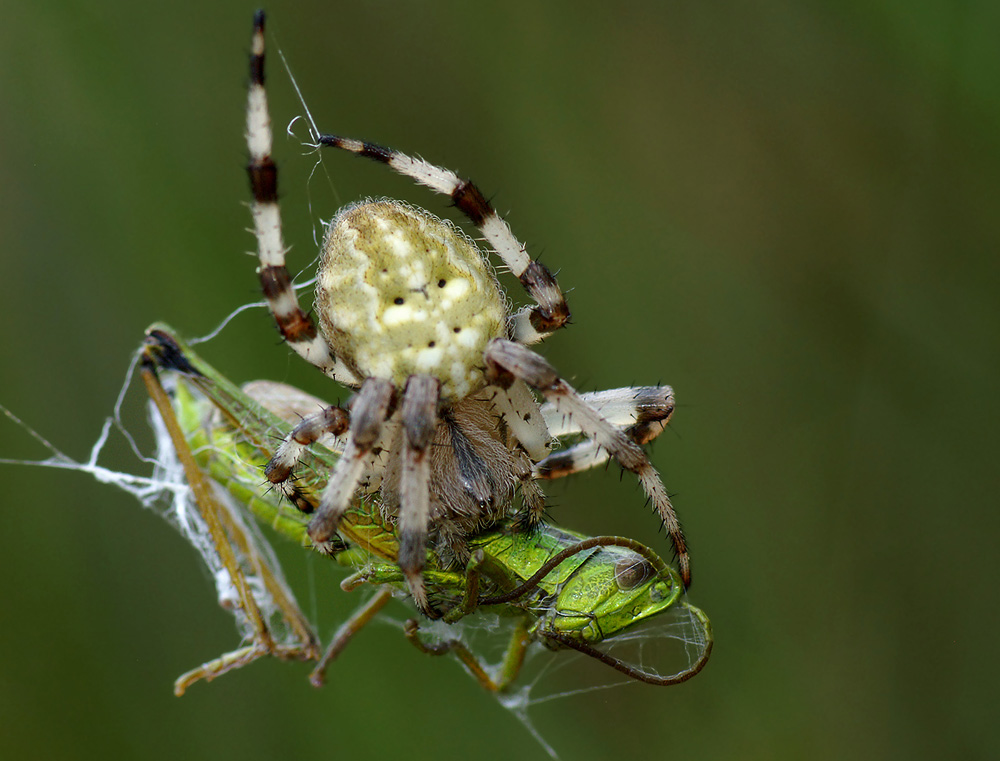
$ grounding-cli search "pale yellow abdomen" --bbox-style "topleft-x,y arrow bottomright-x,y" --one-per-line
316,200 -> 507,399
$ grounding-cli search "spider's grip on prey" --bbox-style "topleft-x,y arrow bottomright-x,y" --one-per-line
245,9 -> 691,605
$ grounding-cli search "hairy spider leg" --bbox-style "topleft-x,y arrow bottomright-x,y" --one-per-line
484,339 -> 690,587
317,134 -> 570,345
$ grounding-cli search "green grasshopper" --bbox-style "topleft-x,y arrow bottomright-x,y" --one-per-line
141,324 -> 712,695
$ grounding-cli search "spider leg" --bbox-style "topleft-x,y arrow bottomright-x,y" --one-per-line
536,386 -> 674,479
516,477 -> 547,529
484,339 -> 690,586
485,381 -> 551,527
398,375 -> 441,614
266,406 -> 349,478
264,404 -> 350,504
240,381 -> 341,451
317,134 -> 569,343
487,381 -> 551,461
308,378 -> 395,543
246,13 -> 358,385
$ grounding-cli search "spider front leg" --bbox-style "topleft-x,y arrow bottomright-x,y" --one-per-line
307,378 -> 395,544
246,12 -> 358,385
484,339 -> 691,587
397,375 -> 441,614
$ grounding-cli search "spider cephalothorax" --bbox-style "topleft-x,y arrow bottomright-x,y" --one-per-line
245,11 -> 688,611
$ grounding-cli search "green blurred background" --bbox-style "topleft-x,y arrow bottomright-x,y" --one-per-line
2,1 -> 997,759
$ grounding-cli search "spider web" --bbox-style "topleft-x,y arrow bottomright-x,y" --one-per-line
412,602 -> 710,757
0,347 -> 299,651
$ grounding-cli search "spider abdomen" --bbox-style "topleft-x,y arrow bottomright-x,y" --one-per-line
316,200 -> 507,399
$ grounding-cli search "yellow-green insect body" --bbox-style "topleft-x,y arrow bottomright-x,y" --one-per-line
469,527 -> 682,645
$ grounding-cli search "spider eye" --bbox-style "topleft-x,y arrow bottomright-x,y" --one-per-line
614,555 -> 654,590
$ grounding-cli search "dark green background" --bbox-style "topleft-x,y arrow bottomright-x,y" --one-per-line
2,1 -> 997,759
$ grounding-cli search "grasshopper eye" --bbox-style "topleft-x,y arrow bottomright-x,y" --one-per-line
614,555 -> 654,590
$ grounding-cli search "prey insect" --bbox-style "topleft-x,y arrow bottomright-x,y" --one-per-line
141,325 -> 711,694
244,10 -> 689,610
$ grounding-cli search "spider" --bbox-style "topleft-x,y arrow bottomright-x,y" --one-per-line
245,11 -> 688,612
